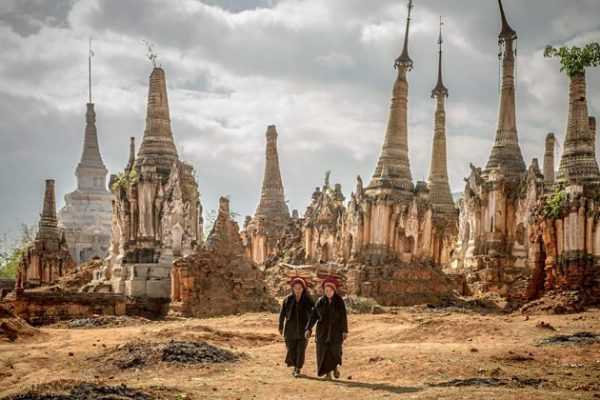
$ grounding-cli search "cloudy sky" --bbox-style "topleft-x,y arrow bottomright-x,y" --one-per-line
0,0 -> 599,238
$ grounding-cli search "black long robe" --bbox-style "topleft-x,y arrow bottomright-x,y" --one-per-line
278,291 -> 314,369
305,293 -> 348,376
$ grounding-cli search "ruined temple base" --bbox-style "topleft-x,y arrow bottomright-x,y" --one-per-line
264,260 -> 460,307
6,291 -> 169,325
169,252 -> 278,318
84,262 -> 172,299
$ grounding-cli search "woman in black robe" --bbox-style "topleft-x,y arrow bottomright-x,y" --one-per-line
305,277 -> 348,380
278,277 -> 315,377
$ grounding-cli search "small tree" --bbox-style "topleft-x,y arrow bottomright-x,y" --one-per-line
323,170 -> 331,190
543,43 -> 600,76
545,186 -> 566,220
0,224 -> 36,278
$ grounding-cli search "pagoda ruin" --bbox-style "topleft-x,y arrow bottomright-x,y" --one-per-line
85,66 -> 203,298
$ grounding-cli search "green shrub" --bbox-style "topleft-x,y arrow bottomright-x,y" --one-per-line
545,187 -> 566,220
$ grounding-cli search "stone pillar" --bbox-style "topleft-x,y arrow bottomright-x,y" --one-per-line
557,71 -> 600,185
126,137 -> 136,171
590,116 -> 596,154
543,132 -> 556,187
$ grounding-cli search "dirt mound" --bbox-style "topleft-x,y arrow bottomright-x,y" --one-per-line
410,295 -> 507,315
539,331 -> 600,345
162,340 -> 239,363
0,302 -> 38,341
51,315 -> 151,329
96,339 -> 240,371
519,291 -> 586,315
171,197 -> 279,317
492,351 -> 536,363
157,324 -> 279,347
430,376 -> 549,388
1,381 -> 154,400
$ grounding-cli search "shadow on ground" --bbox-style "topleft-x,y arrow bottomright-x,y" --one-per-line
301,375 -> 422,395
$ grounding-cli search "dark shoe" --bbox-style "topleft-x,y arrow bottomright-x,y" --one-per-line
293,368 -> 301,378
291,367 -> 297,376
323,373 -> 332,380
333,367 -> 340,379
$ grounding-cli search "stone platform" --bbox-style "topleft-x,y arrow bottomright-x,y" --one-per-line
84,262 -> 171,299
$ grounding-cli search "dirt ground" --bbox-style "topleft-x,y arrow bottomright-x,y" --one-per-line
1,307 -> 599,399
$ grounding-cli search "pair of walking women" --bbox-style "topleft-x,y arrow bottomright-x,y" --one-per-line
278,276 -> 348,379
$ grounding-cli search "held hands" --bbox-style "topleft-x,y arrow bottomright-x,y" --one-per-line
304,330 -> 312,339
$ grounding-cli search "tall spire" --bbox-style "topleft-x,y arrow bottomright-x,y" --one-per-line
76,104 -> 107,178
255,125 -> 290,222
395,0 -> 413,70
36,179 -> 60,246
88,38 -> 93,104
427,17 -> 454,216
136,67 -> 179,178
431,16 -> 448,99
76,40 -> 108,191
543,132 -> 556,187
367,0 -> 414,196
497,0 -> 517,42
484,0 -> 525,176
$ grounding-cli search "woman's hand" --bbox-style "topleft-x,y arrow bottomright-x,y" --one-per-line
278,328 -> 283,336
304,330 -> 311,339
343,332 -> 348,341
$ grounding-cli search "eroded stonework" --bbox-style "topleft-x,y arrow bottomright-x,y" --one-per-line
170,197 -> 277,317
261,1 -> 458,306
17,180 -> 75,290
453,1 -> 600,306
85,67 -> 203,298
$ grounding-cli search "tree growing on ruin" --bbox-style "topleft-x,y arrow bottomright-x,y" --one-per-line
0,224 -> 36,278
543,43 -> 600,76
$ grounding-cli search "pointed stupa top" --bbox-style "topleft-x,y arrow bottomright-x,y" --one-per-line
76,103 -> 108,176
136,67 -> 179,177
484,0 -> 525,176
75,42 -> 108,190
498,0 -> 517,42
255,125 -> 290,222
36,179 -> 60,244
431,16 -> 448,98
427,22 -> 454,217
394,0 -> 413,70
367,0 -> 415,196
